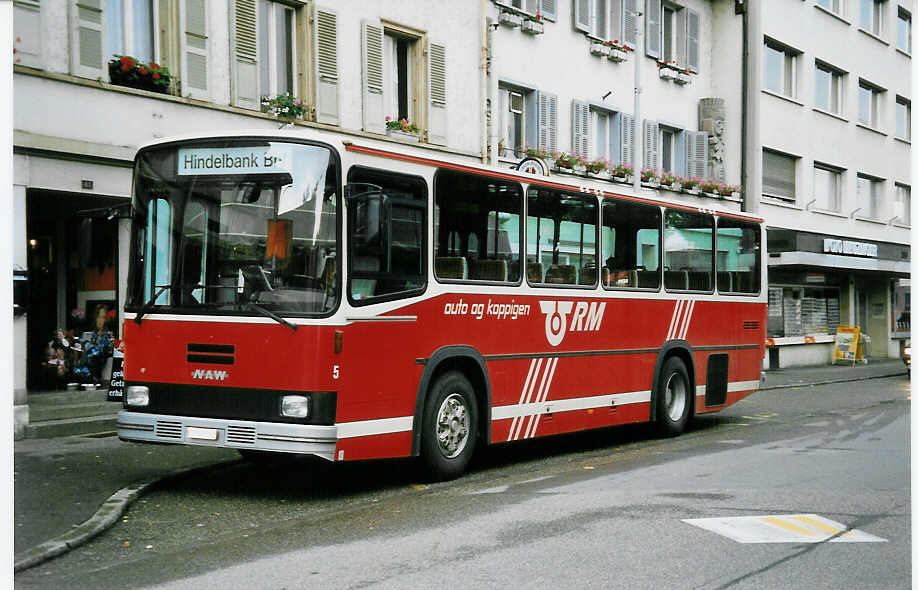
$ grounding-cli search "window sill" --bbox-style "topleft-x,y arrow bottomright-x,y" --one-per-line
813,4 -> 851,25
854,215 -> 887,225
895,47 -> 912,59
857,27 -> 890,46
761,88 -> 805,107
895,136 -> 911,145
762,196 -> 802,209
809,207 -> 847,218
812,107 -> 848,123
892,220 -> 911,229
855,122 -> 888,136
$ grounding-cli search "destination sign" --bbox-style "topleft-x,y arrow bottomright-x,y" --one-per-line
177,146 -> 292,176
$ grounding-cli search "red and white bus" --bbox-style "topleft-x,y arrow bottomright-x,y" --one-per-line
117,129 -> 766,480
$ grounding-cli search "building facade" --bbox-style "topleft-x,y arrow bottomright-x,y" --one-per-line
758,0 -> 911,367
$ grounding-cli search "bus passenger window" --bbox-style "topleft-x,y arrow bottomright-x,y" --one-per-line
600,199 -> 661,290
527,188 -> 598,286
434,169 -> 522,283
716,218 -> 761,294
664,210 -> 714,292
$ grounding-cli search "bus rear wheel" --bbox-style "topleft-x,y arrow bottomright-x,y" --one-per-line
654,356 -> 692,437
420,371 -> 478,481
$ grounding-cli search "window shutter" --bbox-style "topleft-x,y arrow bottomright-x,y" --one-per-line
571,100 -> 590,159
686,8 -> 700,72
674,7 -> 687,66
14,0 -> 42,68
685,131 -> 708,178
232,0 -> 259,110
428,41 -> 447,145
72,0 -> 103,79
620,113 -> 634,168
609,0 -> 623,43
623,0 -> 637,47
574,0 -> 591,33
361,19 -> 385,134
315,6 -> 339,125
643,120 -> 659,171
644,0 -> 661,59
526,0 -> 539,14
538,91 -> 558,153
181,0 -> 208,98
540,0 -> 557,21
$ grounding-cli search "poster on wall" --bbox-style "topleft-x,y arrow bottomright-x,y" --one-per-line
107,349 -> 124,402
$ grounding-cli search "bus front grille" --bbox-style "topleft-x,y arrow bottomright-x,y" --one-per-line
155,421 -> 183,439
227,425 -> 256,445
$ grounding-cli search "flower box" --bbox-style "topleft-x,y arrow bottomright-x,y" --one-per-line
386,129 -> 419,142
612,175 -> 631,184
608,47 -> 628,62
658,68 -> 678,81
588,171 -> 612,181
702,191 -> 721,199
683,187 -> 701,195
555,166 -> 575,175
574,165 -> 588,176
641,181 -> 661,189
674,72 -> 691,85
499,11 -> 522,28
590,41 -> 612,57
661,182 -> 682,192
731,191 -> 742,199
521,19 -> 544,35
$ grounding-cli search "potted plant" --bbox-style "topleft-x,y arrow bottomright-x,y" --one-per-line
385,116 -> 420,142
108,55 -> 173,94
585,157 -> 610,178
699,179 -> 721,197
681,177 -> 701,195
659,172 -> 680,191
553,152 -> 579,173
641,168 -> 660,187
611,163 -> 633,182
261,93 -> 309,120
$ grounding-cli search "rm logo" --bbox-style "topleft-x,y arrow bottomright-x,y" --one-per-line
539,300 -> 606,347
191,369 -> 228,381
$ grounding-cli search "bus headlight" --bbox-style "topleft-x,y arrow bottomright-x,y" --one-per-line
126,385 -> 150,407
281,395 -> 310,419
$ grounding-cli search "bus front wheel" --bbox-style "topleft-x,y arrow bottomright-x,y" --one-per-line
654,356 -> 692,437
420,371 -> 478,481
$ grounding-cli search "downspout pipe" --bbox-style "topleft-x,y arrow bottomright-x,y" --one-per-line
480,0 -> 489,164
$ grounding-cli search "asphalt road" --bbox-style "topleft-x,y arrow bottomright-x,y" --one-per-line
15,375 -> 910,589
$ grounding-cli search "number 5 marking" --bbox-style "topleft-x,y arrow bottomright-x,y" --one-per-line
332,365 -> 340,380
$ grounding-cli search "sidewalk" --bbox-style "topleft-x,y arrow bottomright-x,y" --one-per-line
12,359 -> 909,572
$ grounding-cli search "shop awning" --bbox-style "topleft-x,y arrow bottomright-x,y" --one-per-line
768,251 -> 910,275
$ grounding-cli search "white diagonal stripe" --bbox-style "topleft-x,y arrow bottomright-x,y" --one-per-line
508,359 -> 538,441
679,300 -> 696,340
522,357 -> 553,439
526,357 -> 558,439
511,358 -> 543,441
666,299 -> 684,340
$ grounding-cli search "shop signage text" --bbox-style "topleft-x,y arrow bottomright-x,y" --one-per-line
822,239 -> 878,258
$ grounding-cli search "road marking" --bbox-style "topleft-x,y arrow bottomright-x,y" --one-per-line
682,514 -> 888,544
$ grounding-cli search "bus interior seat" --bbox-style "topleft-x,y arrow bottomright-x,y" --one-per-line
717,271 -> 733,292
435,256 -> 468,280
526,262 -> 543,284
636,270 -> 658,289
579,266 -> 597,285
351,256 -> 380,299
469,259 -> 508,282
687,271 -> 711,291
545,264 -> 577,284
665,270 -> 689,290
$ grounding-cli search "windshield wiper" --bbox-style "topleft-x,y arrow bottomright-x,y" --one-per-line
243,301 -> 297,332
133,285 -> 174,324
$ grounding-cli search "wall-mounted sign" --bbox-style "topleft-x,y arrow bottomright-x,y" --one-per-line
822,238 -> 878,258
178,146 -> 292,176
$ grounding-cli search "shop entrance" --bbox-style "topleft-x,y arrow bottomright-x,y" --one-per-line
26,190 -> 126,391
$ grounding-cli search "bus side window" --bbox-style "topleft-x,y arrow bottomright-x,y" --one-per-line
716,218 -> 761,294
601,199 -> 661,290
527,188 -> 598,286
664,209 -> 714,293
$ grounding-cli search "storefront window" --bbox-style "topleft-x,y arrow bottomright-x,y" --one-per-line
768,284 -> 841,337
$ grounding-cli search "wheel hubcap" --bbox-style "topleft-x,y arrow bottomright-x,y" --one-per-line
436,393 -> 470,459
664,372 -> 687,422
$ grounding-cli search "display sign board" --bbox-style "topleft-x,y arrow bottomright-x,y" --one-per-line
832,325 -> 864,365
822,239 -> 878,258
177,146 -> 292,176
107,349 -> 124,401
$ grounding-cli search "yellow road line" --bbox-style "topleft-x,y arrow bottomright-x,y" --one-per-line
789,515 -> 845,536
762,516 -> 819,537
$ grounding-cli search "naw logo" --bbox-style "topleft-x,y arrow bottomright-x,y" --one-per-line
191,369 -> 228,381
539,300 -> 606,347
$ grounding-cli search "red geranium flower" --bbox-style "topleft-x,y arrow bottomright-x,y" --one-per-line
148,62 -> 160,69
119,55 -> 136,68
139,66 -> 148,75
152,72 -> 160,80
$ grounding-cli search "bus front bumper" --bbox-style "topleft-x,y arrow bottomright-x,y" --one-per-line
117,410 -> 338,460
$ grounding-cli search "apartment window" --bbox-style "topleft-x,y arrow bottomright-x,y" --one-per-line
13,0 -> 42,67
860,0 -> 885,36
895,183 -> 911,224
763,39 -> 798,98
898,7 -> 912,52
574,0 -> 636,46
814,61 -> 844,114
107,0 -> 155,63
896,96 -> 911,140
813,164 -> 842,211
856,174 -> 883,218
511,0 -> 556,20
255,1 -> 296,97
815,0 -> 842,15
644,1 -> 701,71
643,120 -> 706,177
500,85 -> 557,158
763,149 -> 797,202
858,79 -> 884,128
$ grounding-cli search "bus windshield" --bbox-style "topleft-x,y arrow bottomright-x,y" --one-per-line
127,140 -> 339,315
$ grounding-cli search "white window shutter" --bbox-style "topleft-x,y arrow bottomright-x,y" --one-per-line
540,0 -> 557,21
232,0 -> 259,110
14,0 -> 42,68
72,0 -> 104,79
686,8 -> 700,72
621,113 -> 634,167
427,41 -> 447,145
609,0 -> 623,43
674,7 -> 687,66
181,0 -> 209,98
315,6 -> 339,125
361,19 -> 385,134
623,0 -> 637,47
644,0 -> 661,59
685,130 -> 708,178
574,0 -> 591,33
526,0 -> 539,14
643,120 -> 659,171
571,100 -> 590,159
538,91 -> 558,153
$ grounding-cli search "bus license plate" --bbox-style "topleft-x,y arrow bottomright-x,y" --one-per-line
187,426 -> 218,441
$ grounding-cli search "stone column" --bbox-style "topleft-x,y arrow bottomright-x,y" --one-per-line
699,98 -> 726,183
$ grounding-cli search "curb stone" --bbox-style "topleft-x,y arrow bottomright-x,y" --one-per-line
760,368 -> 907,390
